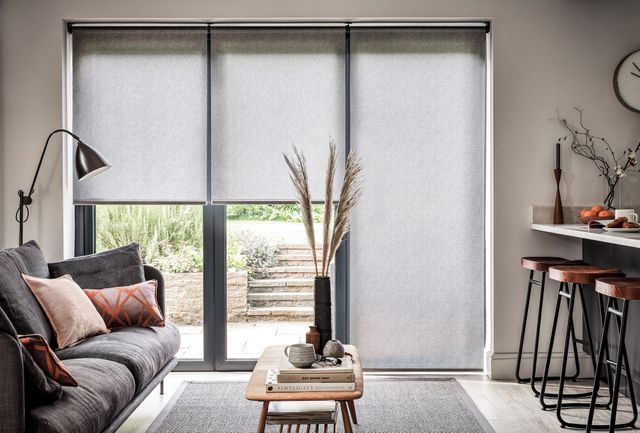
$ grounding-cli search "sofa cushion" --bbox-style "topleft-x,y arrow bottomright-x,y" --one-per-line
19,334 -> 78,387
27,358 -> 135,433
23,274 -> 108,349
0,246 -> 54,344
14,240 -> 50,279
57,322 -> 180,391
48,243 -> 145,289
20,345 -> 64,406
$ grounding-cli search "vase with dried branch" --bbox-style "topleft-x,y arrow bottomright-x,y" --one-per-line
558,107 -> 640,209
284,141 -> 362,350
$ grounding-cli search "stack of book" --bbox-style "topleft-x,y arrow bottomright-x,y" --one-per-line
266,401 -> 337,425
265,356 -> 355,392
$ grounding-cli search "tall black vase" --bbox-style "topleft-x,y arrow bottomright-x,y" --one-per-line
314,276 -> 332,351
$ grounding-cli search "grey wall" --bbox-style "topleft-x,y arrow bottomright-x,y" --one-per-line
1,0 -> 640,377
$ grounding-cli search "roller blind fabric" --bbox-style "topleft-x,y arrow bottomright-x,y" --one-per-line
210,28 -> 345,202
348,28 -> 487,368
72,28 -> 208,203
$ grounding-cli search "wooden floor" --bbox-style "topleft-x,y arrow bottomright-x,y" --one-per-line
116,372 -> 640,433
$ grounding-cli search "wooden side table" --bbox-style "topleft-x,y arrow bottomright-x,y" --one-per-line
246,345 -> 364,433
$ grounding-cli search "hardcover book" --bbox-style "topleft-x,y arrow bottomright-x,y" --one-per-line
278,356 -> 354,375
265,369 -> 356,393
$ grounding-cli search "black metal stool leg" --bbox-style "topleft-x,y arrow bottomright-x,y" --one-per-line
587,298 -> 638,432
555,283 -> 577,427
540,282 -> 593,410
540,282 -> 564,409
587,297 -> 613,433
516,270 -> 535,383
596,294 -> 614,408
608,300 -> 629,433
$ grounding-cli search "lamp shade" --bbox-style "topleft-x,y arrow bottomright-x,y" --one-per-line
75,141 -> 111,181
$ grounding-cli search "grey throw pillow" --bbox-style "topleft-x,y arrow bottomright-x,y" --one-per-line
0,243 -> 55,344
48,243 -> 145,289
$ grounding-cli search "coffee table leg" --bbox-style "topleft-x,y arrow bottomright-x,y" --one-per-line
339,401 -> 353,433
346,400 -> 358,425
257,401 -> 270,433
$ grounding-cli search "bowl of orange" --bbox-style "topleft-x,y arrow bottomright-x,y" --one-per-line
578,205 -> 614,224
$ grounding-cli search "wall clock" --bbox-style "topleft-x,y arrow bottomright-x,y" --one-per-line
614,49 -> 640,113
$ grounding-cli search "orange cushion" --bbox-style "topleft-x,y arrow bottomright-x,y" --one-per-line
83,280 -> 164,329
18,334 -> 78,386
22,274 -> 108,349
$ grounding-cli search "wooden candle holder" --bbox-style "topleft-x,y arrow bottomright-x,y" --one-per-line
554,168 -> 564,225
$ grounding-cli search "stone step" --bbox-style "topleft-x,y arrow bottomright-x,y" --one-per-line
248,278 -> 314,293
246,306 -> 314,320
278,244 -> 324,255
266,266 -> 317,279
276,254 -> 317,266
247,291 -> 314,308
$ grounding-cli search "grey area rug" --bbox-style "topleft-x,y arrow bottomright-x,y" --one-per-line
146,378 -> 495,433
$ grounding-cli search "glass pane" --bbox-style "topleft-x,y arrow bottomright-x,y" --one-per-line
226,204 -> 323,359
95,205 -> 204,360
349,28 -> 486,368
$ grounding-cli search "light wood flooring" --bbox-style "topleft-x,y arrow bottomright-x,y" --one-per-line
116,372 -> 640,433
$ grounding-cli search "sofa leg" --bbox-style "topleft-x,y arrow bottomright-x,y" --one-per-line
160,380 -> 164,395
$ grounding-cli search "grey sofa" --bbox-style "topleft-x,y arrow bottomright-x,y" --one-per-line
0,242 -> 180,433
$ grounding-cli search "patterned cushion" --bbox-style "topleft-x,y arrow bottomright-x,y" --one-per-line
19,334 -> 78,387
83,280 -> 164,329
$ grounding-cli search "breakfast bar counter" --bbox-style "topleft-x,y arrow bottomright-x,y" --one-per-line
531,216 -> 640,398
531,223 -> 640,249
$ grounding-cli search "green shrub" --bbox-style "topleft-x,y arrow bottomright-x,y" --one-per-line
237,231 -> 279,280
227,204 -> 323,222
96,205 -> 203,273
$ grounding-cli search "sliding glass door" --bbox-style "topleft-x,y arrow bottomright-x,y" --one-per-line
72,23 -> 488,371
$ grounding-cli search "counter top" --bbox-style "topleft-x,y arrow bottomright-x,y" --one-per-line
531,223 -> 640,249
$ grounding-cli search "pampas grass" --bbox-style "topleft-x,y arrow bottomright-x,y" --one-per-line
284,147 -> 319,276
284,142 -> 362,277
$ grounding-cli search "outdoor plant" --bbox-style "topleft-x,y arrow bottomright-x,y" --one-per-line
283,140 -> 363,277
558,107 -> 640,209
237,231 -> 279,280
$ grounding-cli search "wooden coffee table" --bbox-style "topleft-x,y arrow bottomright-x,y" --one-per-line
246,345 -> 363,433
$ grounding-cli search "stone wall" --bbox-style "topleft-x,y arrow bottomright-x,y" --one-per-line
163,271 -> 248,325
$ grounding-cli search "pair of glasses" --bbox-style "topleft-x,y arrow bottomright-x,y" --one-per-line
314,355 -> 342,366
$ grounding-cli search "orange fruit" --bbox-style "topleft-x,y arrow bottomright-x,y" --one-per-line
584,210 -> 597,218
598,210 -> 610,217
592,205 -> 604,213
579,209 -> 589,217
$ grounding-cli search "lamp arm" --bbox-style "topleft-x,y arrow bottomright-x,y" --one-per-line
25,128 -> 81,199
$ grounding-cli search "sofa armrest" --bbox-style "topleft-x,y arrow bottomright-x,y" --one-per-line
143,265 -> 165,315
0,332 -> 25,433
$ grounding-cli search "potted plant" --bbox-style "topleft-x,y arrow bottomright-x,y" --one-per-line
283,141 -> 362,350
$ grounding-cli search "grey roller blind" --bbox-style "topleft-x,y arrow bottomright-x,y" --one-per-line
210,28 -> 345,202
349,28 -> 486,368
72,28 -> 208,203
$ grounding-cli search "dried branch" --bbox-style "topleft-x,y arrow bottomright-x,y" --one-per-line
283,147 -> 319,276
321,141 -> 337,277
557,107 -> 640,209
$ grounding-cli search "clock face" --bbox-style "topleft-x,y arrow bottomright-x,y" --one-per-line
614,49 -> 640,113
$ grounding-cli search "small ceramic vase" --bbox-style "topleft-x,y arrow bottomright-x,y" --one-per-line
322,339 -> 345,358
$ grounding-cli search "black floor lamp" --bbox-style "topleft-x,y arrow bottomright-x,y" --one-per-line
16,128 -> 111,246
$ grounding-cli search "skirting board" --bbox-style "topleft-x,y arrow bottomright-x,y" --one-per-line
486,350 -> 594,380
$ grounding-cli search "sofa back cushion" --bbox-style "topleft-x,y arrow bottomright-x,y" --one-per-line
0,242 -> 54,344
48,243 -> 145,289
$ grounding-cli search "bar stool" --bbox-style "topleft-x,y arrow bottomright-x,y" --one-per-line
540,265 -> 623,428
586,277 -> 639,432
517,257 -> 583,396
